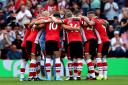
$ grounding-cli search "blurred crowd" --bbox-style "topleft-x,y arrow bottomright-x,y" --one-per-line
0,0 -> 128,59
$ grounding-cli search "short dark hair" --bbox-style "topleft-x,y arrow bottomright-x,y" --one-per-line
73,9 -> 81,16
9,11 -> 14,14
114,16 -> 118,19
95,8 -> 100,10
87,9 -> 95,14
53,12 -> 60,18
65,12 -> 73,18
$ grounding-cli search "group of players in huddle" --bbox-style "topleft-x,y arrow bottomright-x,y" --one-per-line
20,9 -> 110,81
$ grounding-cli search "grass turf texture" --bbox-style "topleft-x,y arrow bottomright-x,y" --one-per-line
0,76 -> 128,85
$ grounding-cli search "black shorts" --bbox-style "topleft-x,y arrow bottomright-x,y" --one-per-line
69,41 -> 83,59
21,47 -> 29,61
63,40 -> 68,53
35,44 -> 41,56
26,41 -> 32,55
45,41 -> 59,55
102,42 -> 110,56
84,39 -> 97,57
26,41 -> 41,56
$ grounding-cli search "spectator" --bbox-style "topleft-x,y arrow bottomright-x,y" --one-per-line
16,5 -> 32,26
7,44 -> 22,59
45,0 -> 58,13
95,8 -> 107,19
7,11 -> 16,28
0,29 -> 11,59
5,26 -> 16,42
100,0 -> 107,14
7,0 -> 15,12
110,31 -> 126,57
33,4 -> 43,17
0,10 -> 6,29
26,1 -> 36,18
107,25 -> 115,39
71,1 -> 80,11
58,0 -> 67,10
118,7 -> 127,22
81,0 -> 89,16
59,7 -> 65,19
104,0 -> 119,21
0,0 -> 7,8
68,0 -> 82,9
90,0 -> 101,10
3,7 -> 10,23
121,30 -> 128,57
0,2 -> 3,9
12,35 -> 22,50
112,16 -> 120,31
120,8 -> 128,34
15,26 -> 24,40
15,0 -> 27,10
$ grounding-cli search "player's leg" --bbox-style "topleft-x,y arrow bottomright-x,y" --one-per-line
75,42 -> 83,80
84,40 -> 96,80
20,47 -> 29,81
66,45 -> 74,80
73,58 -> 78,80
45,41 -> 53,80
26,41 -> 37,80
96,43 -> 104,80
20,29 -> 31,81
35,44 -> 42,80
53,41 -> 62,80
102,42 -> 110,80
90,40 -> 99,77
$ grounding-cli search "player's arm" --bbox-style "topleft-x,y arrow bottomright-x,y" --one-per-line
81,16 -> 95,26
35,18 -> 52,25
89,19 -> 95,26
62,24 -> 80,31
71,16 -> 81,21
50,16 -> 63,24
29,20 -> 36,27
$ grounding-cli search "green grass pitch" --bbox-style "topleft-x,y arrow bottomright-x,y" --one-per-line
0,76 -> 128,85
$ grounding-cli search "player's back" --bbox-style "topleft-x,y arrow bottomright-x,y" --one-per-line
64,19 -> 82,43
45,22 -> 61,41
93,18 -> 109,43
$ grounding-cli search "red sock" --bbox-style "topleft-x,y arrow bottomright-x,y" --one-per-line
96,58 -> 103,77
29,60 -> 36,78
55,63 -> 61,77
45,58 -> 51,78
86,59 -> 95,78
77,60 -> 83,77
20,68 -> 25,73
68,60 -> 73,77
73,61 -> 78,78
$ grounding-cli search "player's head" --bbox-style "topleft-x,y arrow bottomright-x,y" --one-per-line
53,11 -> 60,18
65,11 -> 73,18
41,11 -> 50,18
87,9 -> 95,19
73,9 -> 82,17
